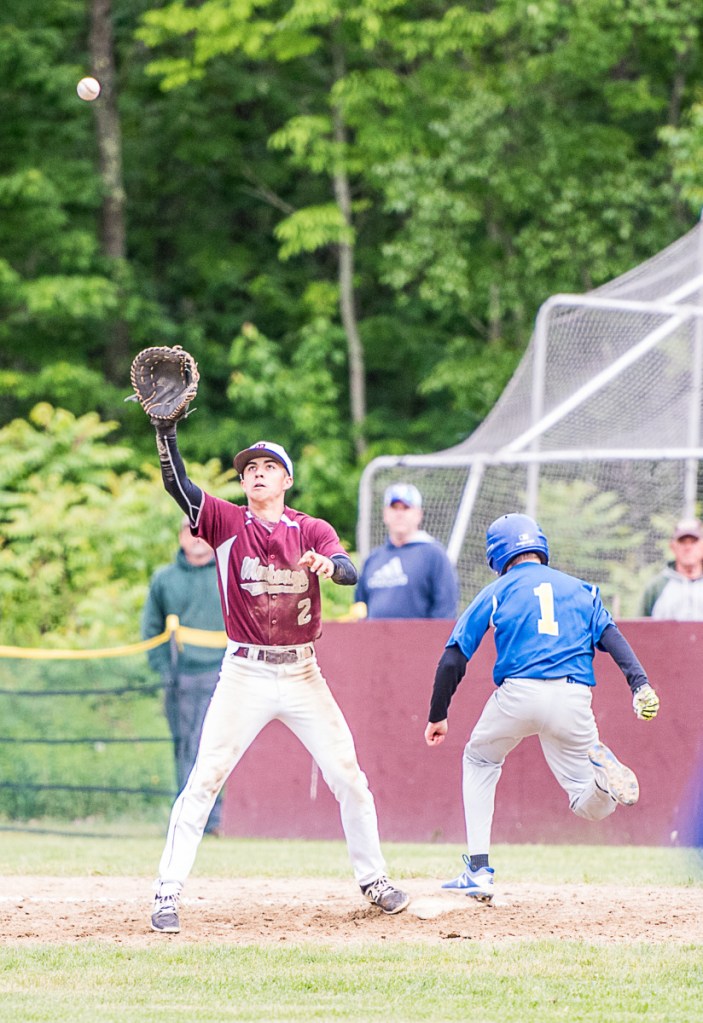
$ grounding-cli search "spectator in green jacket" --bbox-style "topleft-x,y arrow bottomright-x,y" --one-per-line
639,518 -> 703,620
142,517 -> 225,834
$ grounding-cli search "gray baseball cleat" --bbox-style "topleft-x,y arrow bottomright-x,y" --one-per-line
361,876 -> 410,914
588,742 -> 639,806
151,892 -> 180,933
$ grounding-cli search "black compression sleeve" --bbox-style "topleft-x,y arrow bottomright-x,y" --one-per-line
154,426 -> 203,523
330,554 -> 358,586
597,623 -> 649,694
428,644 -> 469,722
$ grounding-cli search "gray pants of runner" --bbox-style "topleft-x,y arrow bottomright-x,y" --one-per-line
462,676 -> 616,855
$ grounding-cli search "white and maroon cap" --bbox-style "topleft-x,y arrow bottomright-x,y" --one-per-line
672,517 -> 703,541
233,440 -> 293,478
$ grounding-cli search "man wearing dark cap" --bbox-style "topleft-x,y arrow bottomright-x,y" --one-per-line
148,432 -> 409,932
353,483 -> 459,620
639,518 -> 703,619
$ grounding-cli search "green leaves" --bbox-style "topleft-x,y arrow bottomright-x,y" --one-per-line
0,404 -> 239,646
2,0 -> 703,569
226,319 -> 356,531
661,102 -> 703,212
21,276 -> 119,319
274,204 -> 355,258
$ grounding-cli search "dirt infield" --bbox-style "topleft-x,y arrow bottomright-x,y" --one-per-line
2,876 -> 702,946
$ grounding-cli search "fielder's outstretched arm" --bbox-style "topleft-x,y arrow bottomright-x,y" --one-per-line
154,425 -> 203,524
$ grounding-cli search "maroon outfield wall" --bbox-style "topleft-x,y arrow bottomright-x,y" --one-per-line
221,620 -> 703,846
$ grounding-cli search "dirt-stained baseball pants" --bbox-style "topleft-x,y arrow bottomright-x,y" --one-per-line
158,649 -> 386,892
462,676 -> 617,855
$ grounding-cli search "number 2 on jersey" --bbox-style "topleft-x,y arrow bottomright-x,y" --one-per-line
533,582 -> 559,636
297,598 -> 312,626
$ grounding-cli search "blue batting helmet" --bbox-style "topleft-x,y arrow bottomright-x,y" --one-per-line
485,513 -> 550,575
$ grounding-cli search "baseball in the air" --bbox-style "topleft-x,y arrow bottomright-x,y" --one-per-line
77,77 -> 101,102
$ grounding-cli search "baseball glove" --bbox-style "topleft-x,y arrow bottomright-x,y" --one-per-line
127,345 -> 199,427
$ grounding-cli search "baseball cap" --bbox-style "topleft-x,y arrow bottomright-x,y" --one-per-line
384,483 -> 422,508
672,517 -> 703,541
233,441 -> 293,478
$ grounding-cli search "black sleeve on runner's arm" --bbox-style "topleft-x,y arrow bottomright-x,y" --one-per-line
429,643 -> 469,722
330,554 -> 358,586
154,426 -> 204,523
597,623 -> 649,694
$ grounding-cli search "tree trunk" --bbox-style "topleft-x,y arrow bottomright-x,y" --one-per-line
89,0 -> 129,381
487,220 -> 502,342
332,45 -> 366,458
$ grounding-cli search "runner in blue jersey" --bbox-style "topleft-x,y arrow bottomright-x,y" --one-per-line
425,513 -> 660,903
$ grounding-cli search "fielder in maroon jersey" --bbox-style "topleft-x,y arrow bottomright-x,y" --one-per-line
149,428 -> 409,933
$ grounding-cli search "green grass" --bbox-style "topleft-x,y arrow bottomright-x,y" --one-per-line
0,657 -> 175,820
0,824 -> 701,885
1,942 -> 702,1022
1,829 -> 702,1022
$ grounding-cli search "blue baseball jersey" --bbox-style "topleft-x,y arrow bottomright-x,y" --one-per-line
448,562 -> 614,686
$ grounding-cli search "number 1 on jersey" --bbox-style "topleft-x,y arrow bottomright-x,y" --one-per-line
533,582 -> 559,636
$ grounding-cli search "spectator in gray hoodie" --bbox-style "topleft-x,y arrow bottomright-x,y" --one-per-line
639,518 -> 703,620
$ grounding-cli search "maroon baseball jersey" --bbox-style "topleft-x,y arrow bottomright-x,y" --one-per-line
194,493 -> 347,645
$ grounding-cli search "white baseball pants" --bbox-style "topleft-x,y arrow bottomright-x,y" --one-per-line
462,676 -> 617,855
158,651 -> 386,891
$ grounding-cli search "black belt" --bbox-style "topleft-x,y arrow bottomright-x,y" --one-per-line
232,645 -> 314,665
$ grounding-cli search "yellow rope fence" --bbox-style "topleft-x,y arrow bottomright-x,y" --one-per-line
0,615 -> 227,660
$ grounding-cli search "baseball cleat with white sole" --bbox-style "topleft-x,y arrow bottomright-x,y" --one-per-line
151,893 -> 180,933
588,742 -> 639,806
361,876 -> 410,914
441,855 -> 495,903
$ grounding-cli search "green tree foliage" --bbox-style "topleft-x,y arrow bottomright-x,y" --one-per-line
1,0 -> 703,588
0,1 -> 171,427
134,0 -> 702,466
0,404 -> 239,646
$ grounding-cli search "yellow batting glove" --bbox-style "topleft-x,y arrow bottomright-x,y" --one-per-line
633,683 -> 660,720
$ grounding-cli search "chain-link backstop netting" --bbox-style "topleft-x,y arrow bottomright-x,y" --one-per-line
359,220 -> 703,614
